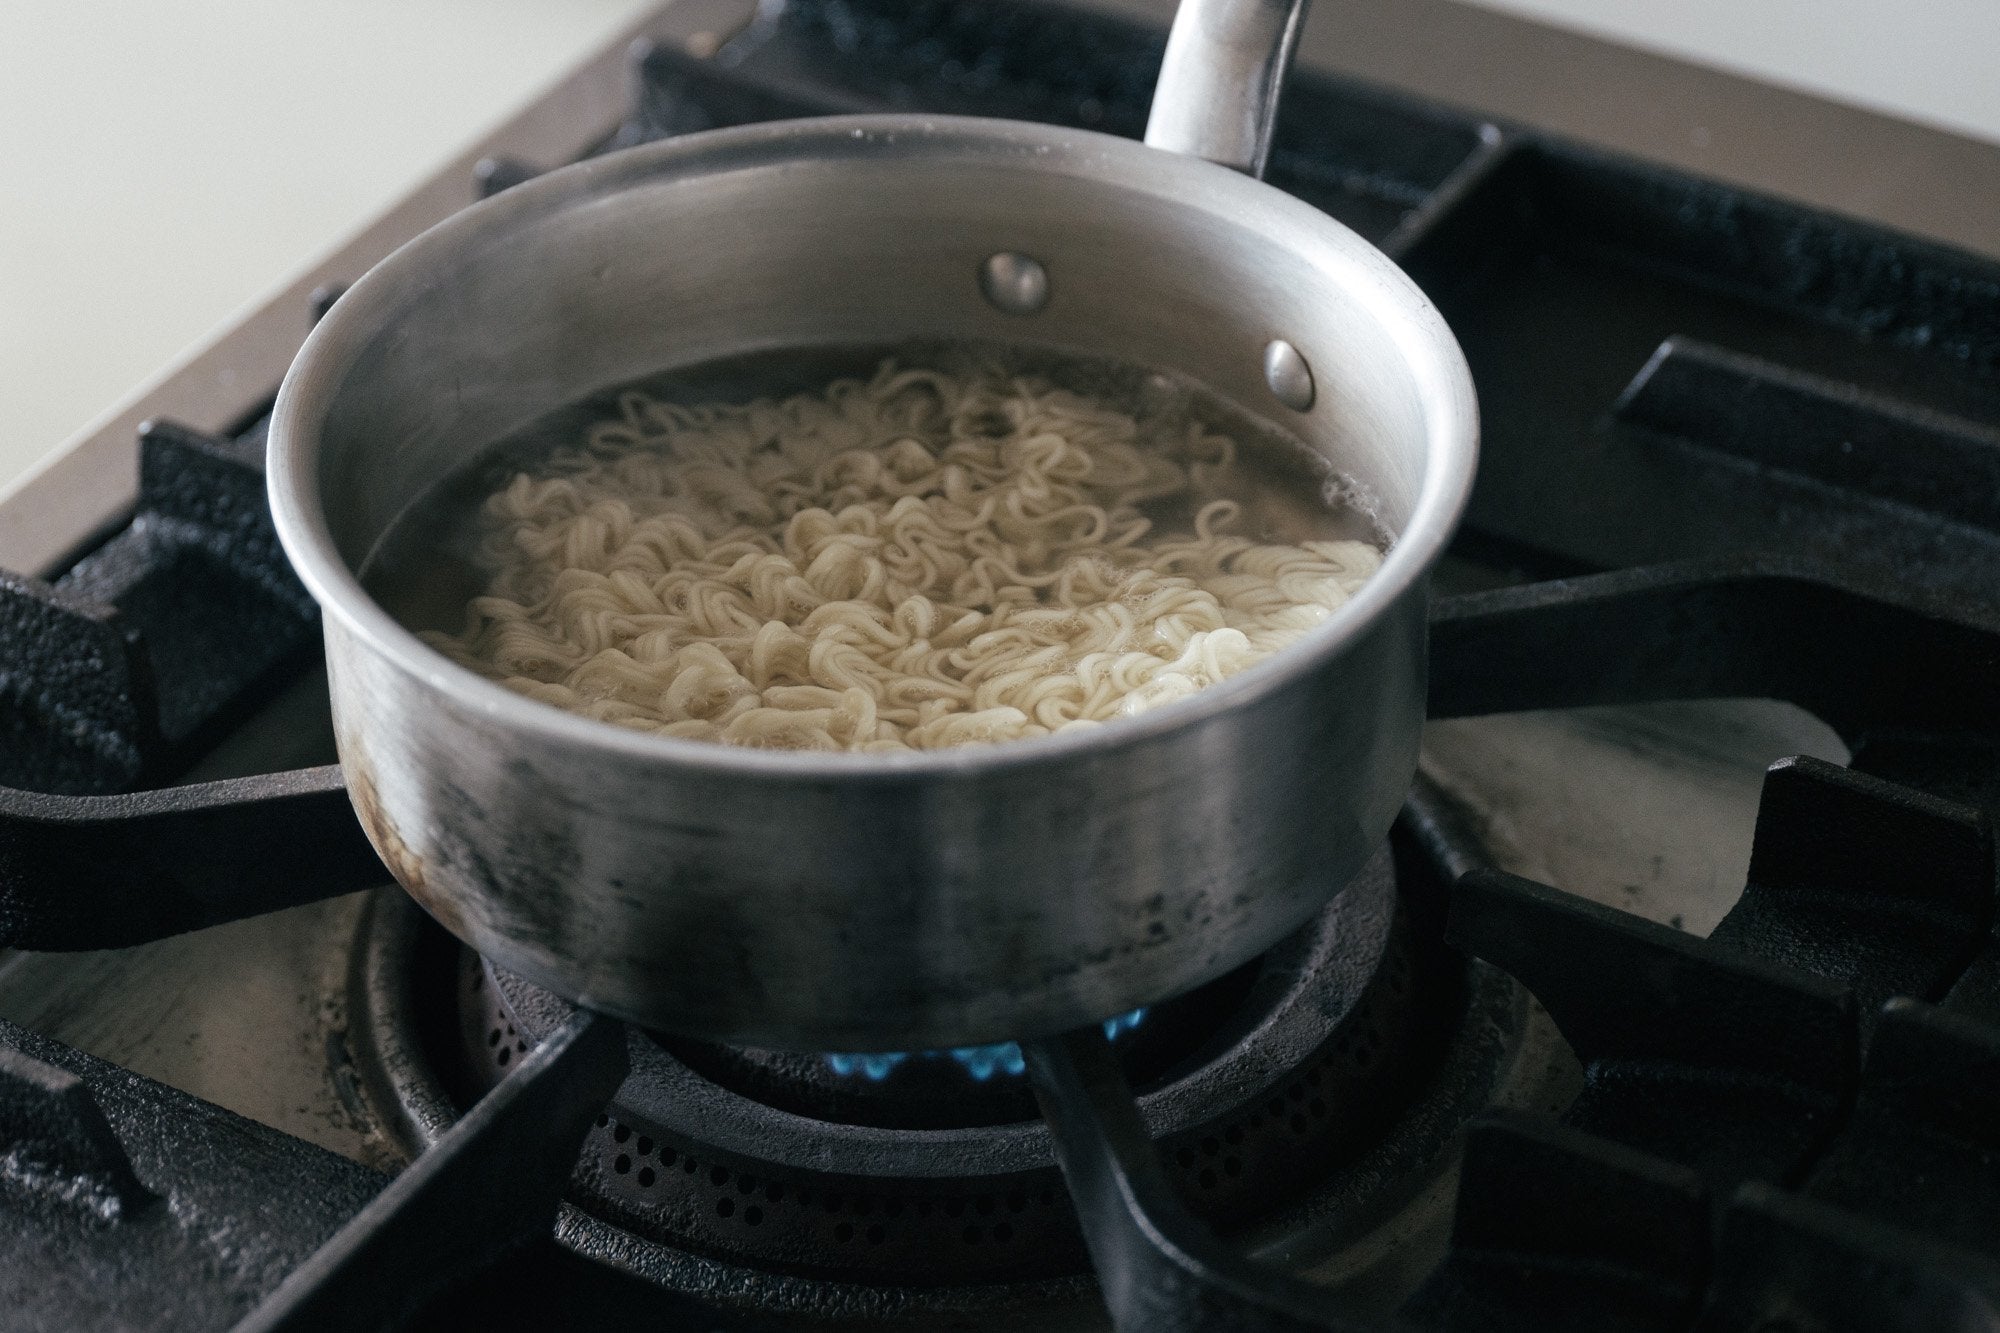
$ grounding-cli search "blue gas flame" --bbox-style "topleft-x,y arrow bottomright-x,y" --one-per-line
824,1009 -> 1147,1083
824,1052 -> 911,1079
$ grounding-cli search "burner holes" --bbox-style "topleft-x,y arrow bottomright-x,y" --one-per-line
682,1158 -> 699,1175
636,1136 -> 653,1156
716,1198 -> 734,1219
594,1114 -> 608,1128
834,1222 -> 854,1243
1223,1157 -> 1242,1178
1265,1098 -> 1285,1118
613,1154 -> 631,1174
993,1222 -> 1014,1243
1355,1047 -> 1372,1067
1248,1114 -> 1264,1130
974,1195 -> 994,1216
1200,1136 -> 1221,1158
1175,1147 -> 1196,1169
1199,1168 -> 1218,1190
637,1167 -> 656,1188
710,1166 -> 730,1187
1289,1113 -> 1308,1135
486,1028 -> 502,1048
659,1147 -> 676,1167
797,1188 -> 814,1208
1305,1067 -> 1323,1089
613,1125 -> 632,1144
744,1206 -> 764,1227
515,1040 -> 527,1054
1309,1097 -> 1328,1118
1224,1126 -> 1244,1146
1287,1084 -> 1306,1103
496,1048 -> 511,1067
1005,1191 -> 1026,1213
765,1183 -> 784,1203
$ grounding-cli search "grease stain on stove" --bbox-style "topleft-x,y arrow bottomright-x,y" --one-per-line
323,1026 -> 370,1124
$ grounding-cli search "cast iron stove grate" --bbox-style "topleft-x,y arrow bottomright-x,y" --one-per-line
3,1 -> 2000,1329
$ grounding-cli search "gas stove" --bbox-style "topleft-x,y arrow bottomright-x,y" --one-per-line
3,1 -> 1999,1329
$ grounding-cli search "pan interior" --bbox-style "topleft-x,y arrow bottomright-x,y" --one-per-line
306,130 -> 1441,584
358,337 -> 1391,656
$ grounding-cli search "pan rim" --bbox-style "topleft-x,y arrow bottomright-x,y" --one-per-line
268,112 -> 1478,780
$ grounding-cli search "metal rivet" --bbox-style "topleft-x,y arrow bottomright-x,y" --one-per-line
1263,339 -> 1315,411
979,253 -> 1049,316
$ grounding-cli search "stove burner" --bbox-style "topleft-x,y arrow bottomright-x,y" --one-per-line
470,856 -> 1424,1284
346,838 -> 1543,1321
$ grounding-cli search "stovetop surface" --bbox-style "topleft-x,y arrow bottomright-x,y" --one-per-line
2,1 -> 1999,1330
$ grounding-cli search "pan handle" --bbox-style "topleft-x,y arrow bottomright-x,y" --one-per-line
1144,0 -> 1312,178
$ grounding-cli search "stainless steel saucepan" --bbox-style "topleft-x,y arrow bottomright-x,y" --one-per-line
266,0 -> 1478,1051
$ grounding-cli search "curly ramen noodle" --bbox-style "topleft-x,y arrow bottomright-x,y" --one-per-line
424,359 -> 1383,751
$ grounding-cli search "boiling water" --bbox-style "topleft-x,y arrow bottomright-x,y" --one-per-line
363,339 -> 1387,642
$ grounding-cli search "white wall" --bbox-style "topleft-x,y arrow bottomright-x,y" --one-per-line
1463,0 -> 2000,143
0,0 -> 655,489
